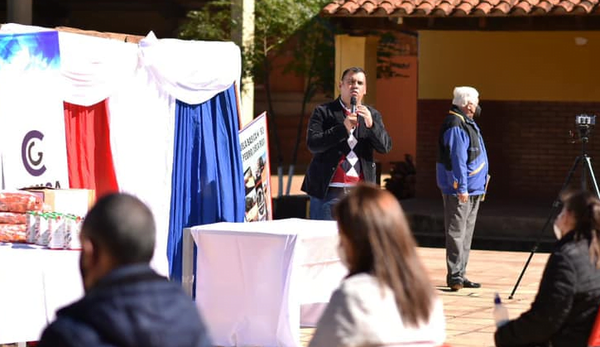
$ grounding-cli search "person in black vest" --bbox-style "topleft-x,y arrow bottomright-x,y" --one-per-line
301,66 -> 392,220
436,86 -> 489,291
38,193 -> 212,347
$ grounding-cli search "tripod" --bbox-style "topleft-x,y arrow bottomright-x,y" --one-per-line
509,135 -> 600,299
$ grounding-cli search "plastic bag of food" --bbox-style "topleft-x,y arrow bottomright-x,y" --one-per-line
0,212 -> 27,224
0,223 -> 27,243
0,191 -> 44,213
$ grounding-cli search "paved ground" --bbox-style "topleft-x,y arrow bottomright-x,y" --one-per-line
274,175 -> 554,346
300,247 -> 550,347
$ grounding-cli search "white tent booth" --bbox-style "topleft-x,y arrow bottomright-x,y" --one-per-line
0,23 -> 246,344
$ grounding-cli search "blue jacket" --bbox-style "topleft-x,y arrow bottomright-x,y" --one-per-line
436,105 -> 488,196
38,264 -> 212,347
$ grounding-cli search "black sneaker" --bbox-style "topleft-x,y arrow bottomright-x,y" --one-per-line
463,279 -> 481,288
448,280 -> 463,291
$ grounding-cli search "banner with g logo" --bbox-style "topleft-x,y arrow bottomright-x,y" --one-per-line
0,31 -> 69,189
21,130 -> 46,176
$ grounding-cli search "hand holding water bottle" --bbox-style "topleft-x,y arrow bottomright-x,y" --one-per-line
493,292 -> 509,327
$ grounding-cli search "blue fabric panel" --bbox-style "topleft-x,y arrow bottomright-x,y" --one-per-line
167,85 -> 245,282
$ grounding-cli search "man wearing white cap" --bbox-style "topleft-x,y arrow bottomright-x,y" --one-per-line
436,86 -> 489,292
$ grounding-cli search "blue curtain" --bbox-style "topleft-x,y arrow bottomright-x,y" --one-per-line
167,85 -> 245,282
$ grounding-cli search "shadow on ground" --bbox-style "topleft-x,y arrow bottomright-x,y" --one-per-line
401,197 -> 557,253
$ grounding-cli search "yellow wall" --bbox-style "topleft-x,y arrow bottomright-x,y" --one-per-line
335,35 -> 379,105
419,31 -> 600,101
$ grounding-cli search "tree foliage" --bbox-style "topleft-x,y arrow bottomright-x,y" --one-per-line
178,0 -> 334,183
178,0 -> 331,87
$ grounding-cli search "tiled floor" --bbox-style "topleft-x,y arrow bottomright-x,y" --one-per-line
300,247 -> 550,347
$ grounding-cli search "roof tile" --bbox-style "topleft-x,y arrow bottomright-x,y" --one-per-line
577,0 -> 596,12
474,2 -> 494,13
321,0 -> 600,16
437,2 -> 456,15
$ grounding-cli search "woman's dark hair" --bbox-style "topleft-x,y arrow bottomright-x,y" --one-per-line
333,183 -> 435,327
560,189 -> 600,268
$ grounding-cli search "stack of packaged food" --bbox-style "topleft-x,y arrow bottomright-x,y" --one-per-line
0,191 -> 84,250
0,191 -> 44,243
29,212 -> 84,250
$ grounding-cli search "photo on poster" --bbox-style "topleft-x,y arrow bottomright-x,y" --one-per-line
244,166 -> 259,222
239,113 -> 272,222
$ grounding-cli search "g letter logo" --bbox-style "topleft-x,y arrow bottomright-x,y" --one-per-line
21,130 -> 46,176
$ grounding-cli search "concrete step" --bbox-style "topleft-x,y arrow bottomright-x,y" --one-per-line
400,198 -> 557,252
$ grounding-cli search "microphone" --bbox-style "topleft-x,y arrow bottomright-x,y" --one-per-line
350,96 -> 357,114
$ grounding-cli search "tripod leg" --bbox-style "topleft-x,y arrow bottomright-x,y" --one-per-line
584,155 -> 600,199
509,155 -> 582,299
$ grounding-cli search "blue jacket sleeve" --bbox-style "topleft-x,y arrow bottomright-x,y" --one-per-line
443,127 -> 470,194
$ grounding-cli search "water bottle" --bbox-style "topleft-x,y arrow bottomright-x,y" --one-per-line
493,292 -> 509,327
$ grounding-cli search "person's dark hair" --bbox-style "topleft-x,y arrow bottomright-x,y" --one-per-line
560,189 -> 600,268
333,183 -> 435,327
341,67 -> 366,81
82,193 -> 156,265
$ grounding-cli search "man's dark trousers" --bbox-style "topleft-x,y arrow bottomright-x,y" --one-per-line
443,194 -> 482,285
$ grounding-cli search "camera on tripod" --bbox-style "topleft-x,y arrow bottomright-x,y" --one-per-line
576,114 -> 596,126
576,114 -> 596,141
513,113 -> 600,299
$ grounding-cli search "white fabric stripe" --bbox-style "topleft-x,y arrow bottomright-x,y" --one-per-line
59,31 -> 139,107
108,67 -> 176,277
139,32 -> 241,105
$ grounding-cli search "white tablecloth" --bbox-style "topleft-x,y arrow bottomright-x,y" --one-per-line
0,244 -> 83,344
188,218 -> 347,347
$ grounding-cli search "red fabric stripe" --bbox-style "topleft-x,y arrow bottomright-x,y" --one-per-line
63,100 -> 119,200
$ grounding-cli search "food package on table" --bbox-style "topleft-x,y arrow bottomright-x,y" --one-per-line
0,191 -> 44,213
35,212 -> 51,246
0,212 -> 27,224
25,211 -> 38,244
47,213 -> 66,250
0,224 -> 27,243
63,214 -> 83,250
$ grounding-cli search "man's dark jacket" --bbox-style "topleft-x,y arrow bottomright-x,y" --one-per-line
495,231 -> 600,347
38,264 -> 212,347
301,98 -> 392,199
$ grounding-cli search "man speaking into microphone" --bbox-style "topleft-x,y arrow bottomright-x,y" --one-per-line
301,66 -> 392,220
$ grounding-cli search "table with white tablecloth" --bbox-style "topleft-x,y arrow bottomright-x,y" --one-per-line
0,244 -> 83,344
187,218 -> 347,347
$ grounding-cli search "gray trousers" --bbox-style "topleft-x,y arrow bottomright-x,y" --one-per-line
443,194 -> 482,284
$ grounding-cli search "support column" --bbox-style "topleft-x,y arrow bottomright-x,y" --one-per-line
232,0 -> 255,128
334,35 -> 379,105
7,0 -> 32,25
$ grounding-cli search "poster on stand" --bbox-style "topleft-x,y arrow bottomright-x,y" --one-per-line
0,31 -> 69,190
239,112 -> 272,222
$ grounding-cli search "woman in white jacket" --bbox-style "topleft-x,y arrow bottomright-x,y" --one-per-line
309,183 -> 446,347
